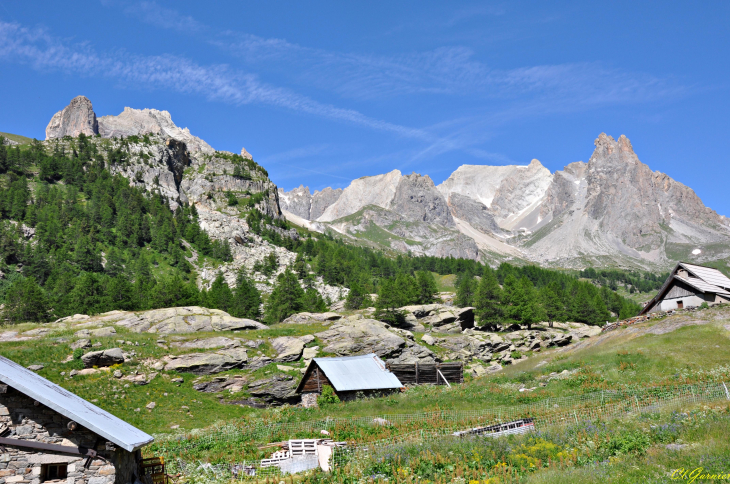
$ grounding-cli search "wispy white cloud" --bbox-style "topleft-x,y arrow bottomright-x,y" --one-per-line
0,20 -> 431,141
101,0 -> 204,33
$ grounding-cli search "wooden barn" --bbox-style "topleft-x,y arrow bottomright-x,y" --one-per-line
296,354 -> 403,408
0,356 -> 155,484
640,262 -> 730,315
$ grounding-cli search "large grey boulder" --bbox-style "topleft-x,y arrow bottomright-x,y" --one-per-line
315,319 -> 406,359
81,348 -> 124,368
163,348 -> 248,375
79,307 -> 267,334
271,337 -> 305,362
46,96 -> 99,139
247,374 -> 299,405
171,337 -> 240,350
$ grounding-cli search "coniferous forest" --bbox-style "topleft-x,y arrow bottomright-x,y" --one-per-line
0,134 -> 642,326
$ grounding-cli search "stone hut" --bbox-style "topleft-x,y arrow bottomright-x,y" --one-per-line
0,356 -> 153,484
296,354 -> 403,408
640,262 -> 730,314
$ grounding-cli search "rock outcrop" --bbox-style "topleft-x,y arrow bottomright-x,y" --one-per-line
163,347 -> 249,374
98,107 -> 214,153
45,96 -> 98,139
55,307 -> 267,334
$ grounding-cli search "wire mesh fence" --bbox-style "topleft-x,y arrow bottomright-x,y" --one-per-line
161,381 -> 730,480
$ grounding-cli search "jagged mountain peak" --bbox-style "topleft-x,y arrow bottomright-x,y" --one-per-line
45,96 -> 215,154
45,95 -> 98,139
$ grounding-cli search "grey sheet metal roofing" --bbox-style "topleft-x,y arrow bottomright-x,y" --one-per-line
677,275 -> 730,296
680,263 -> 730,291
306,354 -> 403,392
0,356 -> 153,452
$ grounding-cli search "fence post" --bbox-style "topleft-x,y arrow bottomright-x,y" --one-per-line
723,382 -> 730,401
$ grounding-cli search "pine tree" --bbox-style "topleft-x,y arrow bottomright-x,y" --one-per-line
539,281 -> 564,327
415,271 -> 438,304
455,272 -> 477,307
374,278 -> 406,326
473,268 -> 503,326
104,247 -> 126,277
345,281 -> 365,310
207,274 -> 234,312
264,268 -> 305,324
394,272 -> 418,306
301,286 -> 327,313
3,277 -> 49,323
230,270 -> 262,320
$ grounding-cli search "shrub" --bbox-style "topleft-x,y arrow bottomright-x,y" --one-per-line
319,385 -> 340,405
699,302 -> 710,309
73,349 -> 84,360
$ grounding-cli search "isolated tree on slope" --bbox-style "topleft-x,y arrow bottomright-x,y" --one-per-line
230,270 -> 262,320
415,270 -> 438,304
374,278 -> 406,326
264,268 -> 305,324
473,267 -> 502,326
455,272 -> 477,307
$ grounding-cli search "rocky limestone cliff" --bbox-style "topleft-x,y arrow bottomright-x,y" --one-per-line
521,134 -> 730,267
45,95 -> 99,139
277,185 -> 343,221
391,173 -> 454,227
98,107 -> 214,153
489,159 -> 553,230
285,133 -> 730,269
447,193 -> 502,234
318,170 -> 402,222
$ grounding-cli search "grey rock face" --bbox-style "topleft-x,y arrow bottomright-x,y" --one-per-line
81,348 -> 124,368
163,347 -> 248,374
447,193 -> 501,234
171,337 -> 241,350
277,186 -> 343,221
278,185 -> 312,219
271,336 -> 305,362
98,107 -> 214,153
311,187 -> 343,220
391,173 -> 454,226
46,96 -> 99,139
247,374 -> 299,405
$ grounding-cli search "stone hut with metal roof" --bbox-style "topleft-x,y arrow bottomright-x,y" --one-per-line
640,262 -> 730,315
0,356 -> 154,484
296,354 -> 403,408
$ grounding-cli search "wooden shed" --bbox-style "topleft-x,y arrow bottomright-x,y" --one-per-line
296,354 -> 403,407
0,356 -> 155,484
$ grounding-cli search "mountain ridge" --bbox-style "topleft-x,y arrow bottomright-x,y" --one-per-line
279,133 -> 730,269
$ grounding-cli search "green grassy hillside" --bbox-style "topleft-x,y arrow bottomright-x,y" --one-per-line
0,131 -> 35,145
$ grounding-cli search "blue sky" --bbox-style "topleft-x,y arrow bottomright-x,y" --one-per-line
1,1 -> 729,214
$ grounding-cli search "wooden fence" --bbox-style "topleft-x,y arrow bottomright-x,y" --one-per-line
386,362 -> 463,386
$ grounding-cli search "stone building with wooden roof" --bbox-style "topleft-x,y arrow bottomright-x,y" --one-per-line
640,262 -> 730,315
296,354 -> 403,408
0,356 -> 154,484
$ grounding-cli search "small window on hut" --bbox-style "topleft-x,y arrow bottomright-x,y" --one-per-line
41,464 -> 68,481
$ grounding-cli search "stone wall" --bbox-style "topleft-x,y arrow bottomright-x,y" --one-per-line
300,393 -> 318,409
0,389 -> 139,484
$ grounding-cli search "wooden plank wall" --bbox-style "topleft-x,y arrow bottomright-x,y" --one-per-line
299,364 -> 334,393
386,362 -> 463,386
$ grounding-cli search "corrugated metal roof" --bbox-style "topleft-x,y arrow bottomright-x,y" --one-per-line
675,275 -> 730,296
0,356 -> 153,452
311,354 -> 403,392
680,263 -> 730,290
